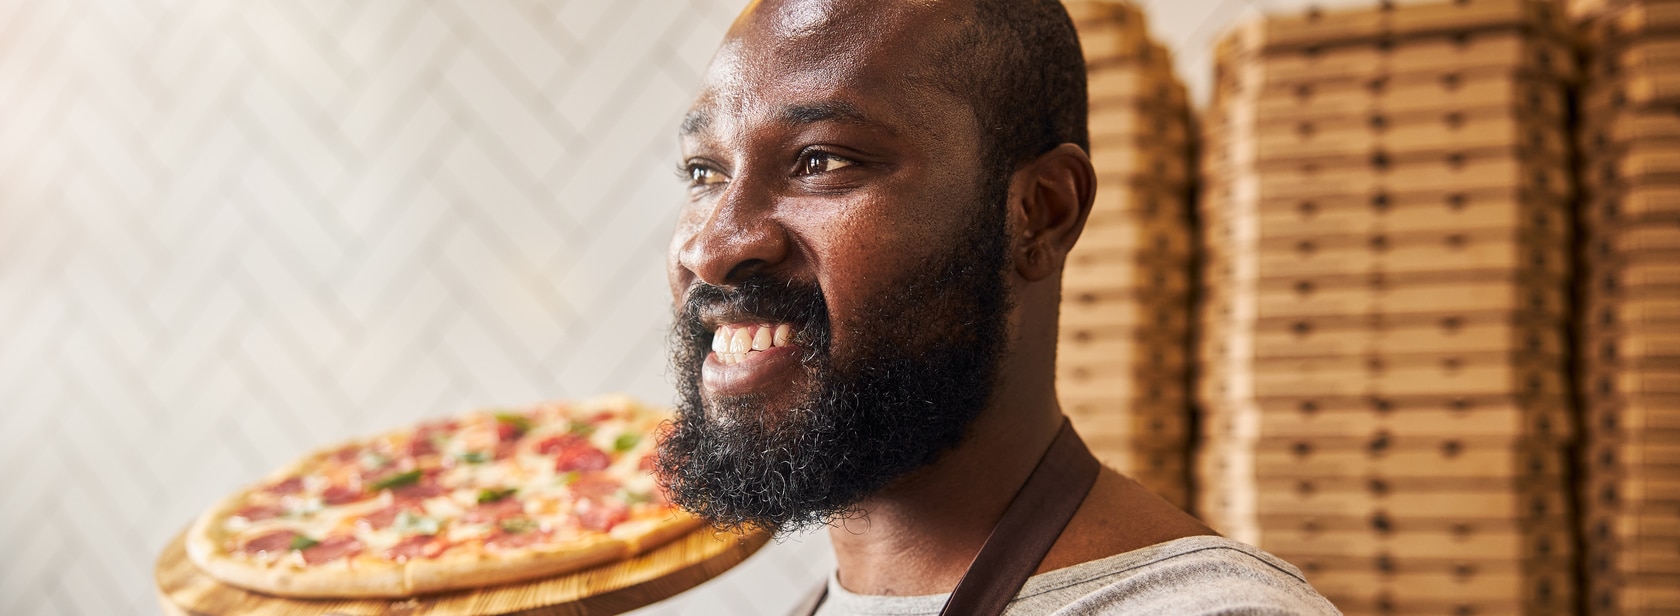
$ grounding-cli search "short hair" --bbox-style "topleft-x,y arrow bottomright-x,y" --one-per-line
936,0 -> 1089,174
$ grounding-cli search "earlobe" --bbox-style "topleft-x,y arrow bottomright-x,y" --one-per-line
1013,143 -> 1096,282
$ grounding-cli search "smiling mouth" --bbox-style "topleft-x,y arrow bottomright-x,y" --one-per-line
710,323 -> 797,365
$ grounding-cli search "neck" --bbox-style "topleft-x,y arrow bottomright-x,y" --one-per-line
825,364 -> 1063,596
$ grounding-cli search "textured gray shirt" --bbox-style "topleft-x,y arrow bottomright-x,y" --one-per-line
809,535 -> 1342,616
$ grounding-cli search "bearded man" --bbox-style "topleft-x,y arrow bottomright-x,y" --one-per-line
656,0 -> 1340,613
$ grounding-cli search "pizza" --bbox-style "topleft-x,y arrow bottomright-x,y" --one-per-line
185,394 -> 702,598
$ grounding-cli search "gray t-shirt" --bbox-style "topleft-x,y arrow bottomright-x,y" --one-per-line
810,535 -> 1341,616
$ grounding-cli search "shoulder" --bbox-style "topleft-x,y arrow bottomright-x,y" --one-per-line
1011,536 -> 1343,616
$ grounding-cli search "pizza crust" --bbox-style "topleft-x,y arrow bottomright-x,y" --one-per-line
183,397 -> 705,599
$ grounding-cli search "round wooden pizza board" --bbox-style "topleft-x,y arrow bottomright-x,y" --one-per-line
155,526 -> 771,615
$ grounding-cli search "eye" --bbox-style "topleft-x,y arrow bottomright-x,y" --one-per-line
685,163 -> 726,187
797,151 -> 855,176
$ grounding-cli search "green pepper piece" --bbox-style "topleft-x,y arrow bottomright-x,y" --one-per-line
477,487 -> 517,504
369,469 -> 422,491
612,433 -> 641,452
290,535 -> 320,551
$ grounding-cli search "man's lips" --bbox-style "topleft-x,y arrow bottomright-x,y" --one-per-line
702,322 -> 803,396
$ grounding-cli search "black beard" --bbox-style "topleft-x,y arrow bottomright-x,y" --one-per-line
655,198 -> 1014,533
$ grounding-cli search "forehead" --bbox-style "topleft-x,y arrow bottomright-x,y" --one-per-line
684,0 -> 971,139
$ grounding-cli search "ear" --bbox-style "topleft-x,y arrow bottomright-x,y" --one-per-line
1009,143 -> 1096,282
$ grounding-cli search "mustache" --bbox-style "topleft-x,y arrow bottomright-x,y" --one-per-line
676,276 -> 832,359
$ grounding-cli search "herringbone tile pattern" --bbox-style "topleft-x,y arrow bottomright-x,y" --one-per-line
0,0 -> 844,613
0,0 -> 1344,613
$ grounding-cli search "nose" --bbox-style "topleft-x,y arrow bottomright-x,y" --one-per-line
675,176 -> 792,289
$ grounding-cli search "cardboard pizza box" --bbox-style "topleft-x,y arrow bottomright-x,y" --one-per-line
1089,105 -> 1191,148
1587,542 -> 1680,576
1088,63 -> 1188,110
1070,228 -> 1194,262
1581,141 -> 1680,191
1583,70 -> 1680,115
1583,226 -> 1680,266
1583,331 -> 1680,366
1586,471 -> 1680,508
1237,187 -> 1570,238
1249,355 -> 1566,398
1578,105 -> 1680,149
1070,7 -> 1154,66
1590,0 -> 1680,44
1585,436 -> 1680,470
1242,437 -> 1569,480
1582,184 -> 1680,229
1584,297 -> 1680,331
1248,71 -> 1568,122
1254,154 -> 1570,202
1588,579 -> 1680,615
1241,316 -> 1566,359
1057,335 -> 1189,370
1062,261 -> 1192,296
1247,0 -> 1561,53
1585,510 -> 1680,546
1059,298 -> 1189,332
1240,398 -> 1573,441
1585,395 -> 1680,433
1088,140 -> 1192,186
1255,29 -> 1574,87
1260,522 -> 1573,562
1060,379 -> 1189,408
1252,109 -> 1568,164
1587,367 -> 1680,398
1064,402 -> 1190,441
1249,231 -> 1570,280
1254,275 -> 1568,319
1596,37 -> 1680,80
1588,260 -> 1680,297
1246,481 -> 1571,520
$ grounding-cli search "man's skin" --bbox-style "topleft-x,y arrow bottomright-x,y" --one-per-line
669,0 -> 1212,597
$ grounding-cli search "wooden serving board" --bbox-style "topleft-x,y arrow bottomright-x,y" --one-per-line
156,525 -> 770,616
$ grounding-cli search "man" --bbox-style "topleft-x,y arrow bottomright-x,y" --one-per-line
657,0 -> 1340,613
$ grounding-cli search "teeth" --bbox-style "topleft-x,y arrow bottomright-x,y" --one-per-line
712,326 -> 730,353
712,323 -> 799,364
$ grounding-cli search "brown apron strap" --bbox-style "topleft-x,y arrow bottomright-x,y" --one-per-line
938,418 -> 1099,616
797,418 -> 1099,616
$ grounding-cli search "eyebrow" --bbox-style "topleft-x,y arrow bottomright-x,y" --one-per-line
779,101 -> 874,127
678,101 -> 884,138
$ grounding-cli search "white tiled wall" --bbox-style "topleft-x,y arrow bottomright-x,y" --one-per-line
0,0 -> 1370,614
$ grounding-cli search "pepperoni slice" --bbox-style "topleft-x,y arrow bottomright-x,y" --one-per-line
234,503 -> 286,522
408,437 -> 438,458
321,484 -> 367,506
555,445 -> 611,473
356,503 -> 419,530
390,473 -> 447,502
383,535 -> 448,561
535,434 -> 586,455
461,498 -> 524,524
568,473 -> 620,499
577,499 -> 629,533
239,530 -> 298,555
300,536 -> 364,565
265,477 -> 304,495
484,528 -> 551,551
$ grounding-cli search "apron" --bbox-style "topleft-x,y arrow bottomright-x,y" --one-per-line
793,417 -> 1101,616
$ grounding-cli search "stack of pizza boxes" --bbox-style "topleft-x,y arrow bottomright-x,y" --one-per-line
1196,1 -> 1580,613
1572,1 -> 1680,612
1060,0 -> 1196,509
